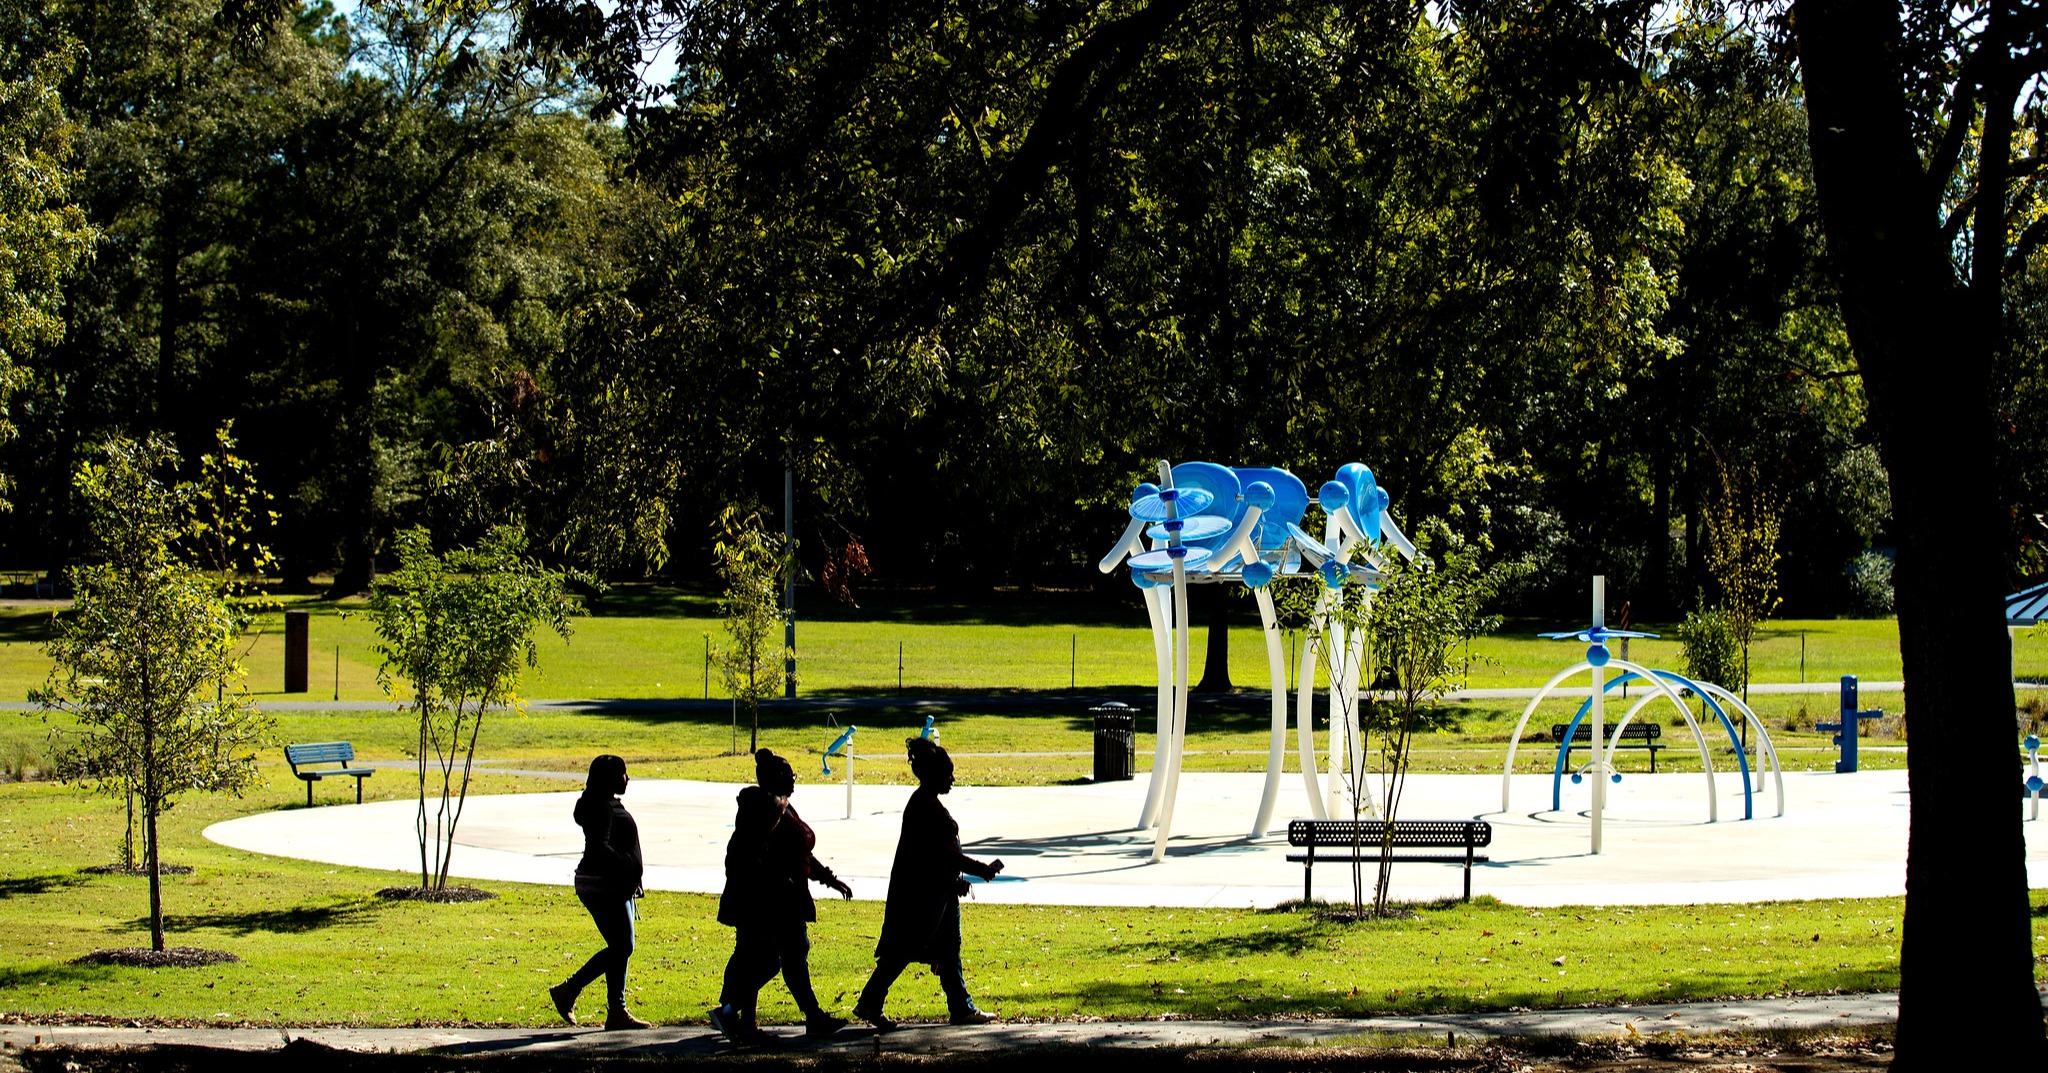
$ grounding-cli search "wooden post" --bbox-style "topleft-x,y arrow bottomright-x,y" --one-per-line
284,610 -> 309,693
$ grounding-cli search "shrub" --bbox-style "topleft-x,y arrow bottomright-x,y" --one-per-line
1677,604 -> 1742,692
1845,550 -> 1895,615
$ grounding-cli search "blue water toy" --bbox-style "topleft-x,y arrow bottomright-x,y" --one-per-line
823,725 -> 857,775
1815,675 -> 1883,773
1499,577 -> 1786,854
2025,733 -> 2043,820
1097,458 -> 1419,858
919,715 -> 939,743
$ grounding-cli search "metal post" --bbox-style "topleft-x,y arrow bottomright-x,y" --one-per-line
1591,576 -> 1605,855
845,744 -> 855,819
333,645 -> 340,701
784,454 -> 797,699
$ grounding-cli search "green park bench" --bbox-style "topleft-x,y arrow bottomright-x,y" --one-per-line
285,741 -> 376,806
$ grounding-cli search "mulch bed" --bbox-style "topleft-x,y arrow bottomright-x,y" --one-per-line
80,864 -> 194,876
374,885 -> 498,904
68,948 -> 240,968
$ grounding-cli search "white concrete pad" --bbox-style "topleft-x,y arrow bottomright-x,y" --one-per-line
204,769 -> 2048,908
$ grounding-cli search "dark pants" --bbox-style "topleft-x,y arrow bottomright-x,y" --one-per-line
567,890 -> 636,1009
857,898 -> 974,1016
720,921 -> 823,1017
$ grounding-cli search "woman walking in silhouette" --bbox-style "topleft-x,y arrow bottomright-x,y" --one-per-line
854,736 -> 1003,1029
551,754 -> 651,1029
709,749 -> 854,1043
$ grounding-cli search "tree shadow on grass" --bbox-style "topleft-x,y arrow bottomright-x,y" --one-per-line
131,898 -> 380,937
0,872 -> 88,899
1021,963 -> 1899,1022
0,961 -> 121,989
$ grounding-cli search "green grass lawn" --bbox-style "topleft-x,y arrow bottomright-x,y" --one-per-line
0,590 -> 2026,1026
8,588 -> 2040,703
1,683 -> 1960,790
0,775 -> 1912,1027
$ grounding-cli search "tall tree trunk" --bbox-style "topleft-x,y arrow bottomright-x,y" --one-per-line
145,798 -> 163,952
1793,2 -> 2040,1064
1195,586 -> 1234,692
154,169 -> 182,431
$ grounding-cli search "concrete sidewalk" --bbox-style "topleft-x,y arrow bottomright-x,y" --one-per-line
0,680 -> 1916,714
0,992 -> 1899,1058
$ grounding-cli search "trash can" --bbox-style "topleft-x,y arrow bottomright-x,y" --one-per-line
1091,702 -> 1136,782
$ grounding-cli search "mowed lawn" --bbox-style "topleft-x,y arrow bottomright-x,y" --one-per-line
0,772 -> 1913,1028
6,585 -> 2037,702
0,588 -> 2030,1027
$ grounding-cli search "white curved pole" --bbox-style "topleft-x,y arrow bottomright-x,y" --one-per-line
1343,607 -> 1370,817
1323,612 -> 1347,818
1251,586 -> 1288,837
1696,681 -> 1785,818
1152,552 -> 1193,862
1295,587 -> 1330,819
1098,516 -> 1148,573
1379,513 -> 1418,561
1212,504 -> 1267,572
1136,580 -> 1172,829
1598,658 -> 1717,822
1500,663 -> 1596,812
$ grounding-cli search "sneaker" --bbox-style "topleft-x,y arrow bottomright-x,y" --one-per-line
547,982 -> 578,1025
852,1004 -> 897,1031
949,1008 -> 998,1026
604,1008 -> 653,1030
709,1005 -> 748,1042
804,1013 -> 848,1038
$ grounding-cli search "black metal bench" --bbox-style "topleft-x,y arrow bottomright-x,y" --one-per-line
1550,720 -> 1665,772
1285,819 -> 1493,902
285,741 -> 375,805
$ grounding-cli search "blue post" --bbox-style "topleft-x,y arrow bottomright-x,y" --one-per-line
1815,674 -> 1884,773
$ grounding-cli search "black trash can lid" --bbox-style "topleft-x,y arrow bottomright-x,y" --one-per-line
1089,701 -> 1135,712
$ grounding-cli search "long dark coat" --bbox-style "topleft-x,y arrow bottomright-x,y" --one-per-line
717,785 -> 839,927
874,786 -> 995,963
573,792 -> 642,894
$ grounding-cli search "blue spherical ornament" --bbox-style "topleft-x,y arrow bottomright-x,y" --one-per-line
1570,772 -> 1583,785
1611,772 -> 1623,784
1318,560 -> 1349,589
2029,775 -> 2044,794
2028,734 -> 2041,753
1132,482 -> 1159,505
1244,481 -> 1276,511
1587,644 -> 1611,667
1318,480 -> 1348,512
1242,561 -> 1274,589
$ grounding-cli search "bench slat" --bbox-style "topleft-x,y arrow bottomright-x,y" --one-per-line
286,741 -> 356,765
1548,722 -> 1662,742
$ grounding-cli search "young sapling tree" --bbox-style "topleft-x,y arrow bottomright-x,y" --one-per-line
30,436 -> 274,952
713,503 -> 796,754
369,526 -> 578,894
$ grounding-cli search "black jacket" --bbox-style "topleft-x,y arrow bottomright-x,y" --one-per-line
874,786 -> 996,962
717,785 -> 840,926
573,792 -> 643,893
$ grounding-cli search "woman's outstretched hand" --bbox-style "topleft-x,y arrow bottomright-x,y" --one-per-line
829,877 -> 853,900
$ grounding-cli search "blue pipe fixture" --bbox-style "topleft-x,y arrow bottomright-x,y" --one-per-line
1814,675 -> 1883,773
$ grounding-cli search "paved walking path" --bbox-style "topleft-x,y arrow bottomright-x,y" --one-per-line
0,991 -> 1903,1058
0,680 -> 1913,714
